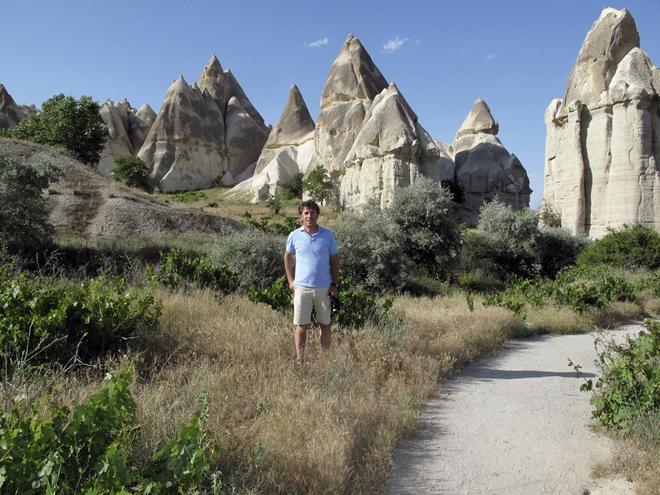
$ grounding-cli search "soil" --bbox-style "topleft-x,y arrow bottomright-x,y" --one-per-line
388,324 -> 642,495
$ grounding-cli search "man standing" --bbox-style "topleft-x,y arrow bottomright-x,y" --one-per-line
284,200 -> 339,364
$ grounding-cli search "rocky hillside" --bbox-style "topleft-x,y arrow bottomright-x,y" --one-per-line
0,137 -> 241,240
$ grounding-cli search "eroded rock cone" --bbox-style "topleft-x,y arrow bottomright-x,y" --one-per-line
229,85 -> 316,202
0,84 -> 23,129
138,76 -> 226,192
340,83 -> 454,208
254,84 -> 315,174
453,98 -> 531,223
544,7 -> 659,237
314,34 -> 389,175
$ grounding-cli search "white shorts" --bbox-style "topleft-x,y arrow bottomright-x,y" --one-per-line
293,286 -> 331,326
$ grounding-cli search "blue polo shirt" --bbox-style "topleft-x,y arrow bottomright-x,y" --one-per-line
286,226 -> 338,288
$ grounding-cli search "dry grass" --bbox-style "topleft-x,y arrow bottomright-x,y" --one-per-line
526,305 -> 593,335
27,289 -> 524,494
585,301 -> 644,329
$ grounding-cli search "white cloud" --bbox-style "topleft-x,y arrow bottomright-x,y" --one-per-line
484,53 -> 497,60
307,37 -> 328,48
383,36 -> 409,53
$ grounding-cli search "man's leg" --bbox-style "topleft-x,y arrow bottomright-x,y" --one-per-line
315,287 -> 332,352
293,287 -> 313,363
294,324 -> 310,362
318,323 -> 331,351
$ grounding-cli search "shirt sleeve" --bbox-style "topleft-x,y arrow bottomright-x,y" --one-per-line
286,232 -> 295,254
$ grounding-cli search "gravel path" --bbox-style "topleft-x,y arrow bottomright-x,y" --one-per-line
388,324 -> 642,495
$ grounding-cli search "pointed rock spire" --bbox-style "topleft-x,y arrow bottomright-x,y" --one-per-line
320,34 -> 388,108
455,98 -> 499,140
268,85 -> 315,146
562,8 -> 639,107
0,83 -> 22,129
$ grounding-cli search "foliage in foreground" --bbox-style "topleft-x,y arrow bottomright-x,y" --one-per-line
0,269 -> 161,365
581,319 -> 659,430
4,94 -> 108,165
0,154 -> 60,259
0,368 -> 216,494
151,249 -> 238,294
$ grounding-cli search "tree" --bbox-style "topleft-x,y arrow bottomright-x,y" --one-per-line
302,166 -> 333,203
8,94 -> 108,166
111,155 -> 150,190
0,154 -> 60,258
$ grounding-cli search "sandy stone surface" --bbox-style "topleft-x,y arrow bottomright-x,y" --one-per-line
388,324 -> 642,495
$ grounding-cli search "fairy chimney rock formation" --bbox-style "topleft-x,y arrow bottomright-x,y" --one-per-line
340,83 -> 454,208
314,34 -> 389,175
544,8 -> 660,237
138,55 -> 269,191
228,85 -> 317,202
97,100 -> 157,176
0,84 -> 23,129
453,99 -> 531,221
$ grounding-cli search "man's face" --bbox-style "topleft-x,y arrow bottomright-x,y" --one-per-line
300,207 -> 319,229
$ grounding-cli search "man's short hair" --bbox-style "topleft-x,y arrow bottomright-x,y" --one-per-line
298,200 -> 320,215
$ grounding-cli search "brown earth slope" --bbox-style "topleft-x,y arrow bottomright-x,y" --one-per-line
0,137 -> 241,239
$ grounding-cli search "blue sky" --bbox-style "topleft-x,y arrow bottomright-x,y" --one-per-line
2,0 -> 659,206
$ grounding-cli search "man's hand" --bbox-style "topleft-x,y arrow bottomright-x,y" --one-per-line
288,279 -> 295,291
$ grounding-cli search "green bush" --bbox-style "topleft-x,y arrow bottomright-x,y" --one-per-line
334,208 -> 411,291
6,94 -> 108,165
214,229 -> 286,291
0,155 -> 60,259
0,269 -> 161,365
303,166 -> 333,203
111,155 -> 151,190
576,224 -> 660,271
287,172 -> 304,199
464,200 -> 586,279
0,368 -> 216,494
151,249 -> 238,294
484,267 -> 636,316
582,319 -> 659,429
387,177 -> 460,276
334,281 -> 393,329
248,277 -> 291,311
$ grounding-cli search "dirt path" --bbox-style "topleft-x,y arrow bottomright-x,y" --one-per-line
388,324 -> 642,495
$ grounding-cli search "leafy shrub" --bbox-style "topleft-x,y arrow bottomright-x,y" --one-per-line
0,368 -> 215,493
214,229 -> 286,291
334,208 -> 411,291
334,281 -> 393,329
387,177 -> 460,276
484,267 -> 636,317
287,172 -> 304,199
535,227 -> 589,278
539,200 -> 562,228
0,270 -> 161,365
576,224 -> 660,271
265,191 -> 283,214
581,320 -> 659,429
169,190 -> 206,203
0,154 -> 60,259
248,277 -> 291,311
464,200 -> 586,279
152,249 -> 238,293
6,94 -> 108,165
303,166 -> 333,203
111,155 -> 150,190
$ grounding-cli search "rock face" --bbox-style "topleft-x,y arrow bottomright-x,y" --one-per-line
314,34 -> 389,176
97,100 -> 156,177
453,99 -> 531,221
340,83 -> 454,208
0,84 -> 25,129
139,55 -> 269,192
229,85 -> 315,202
544,8 -> 660,237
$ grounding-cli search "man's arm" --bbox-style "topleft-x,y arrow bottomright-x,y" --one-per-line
329,254 -> 339,297
284,251 -> 295,290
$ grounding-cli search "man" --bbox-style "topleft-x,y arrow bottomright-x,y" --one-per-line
284,200 -> 339,364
